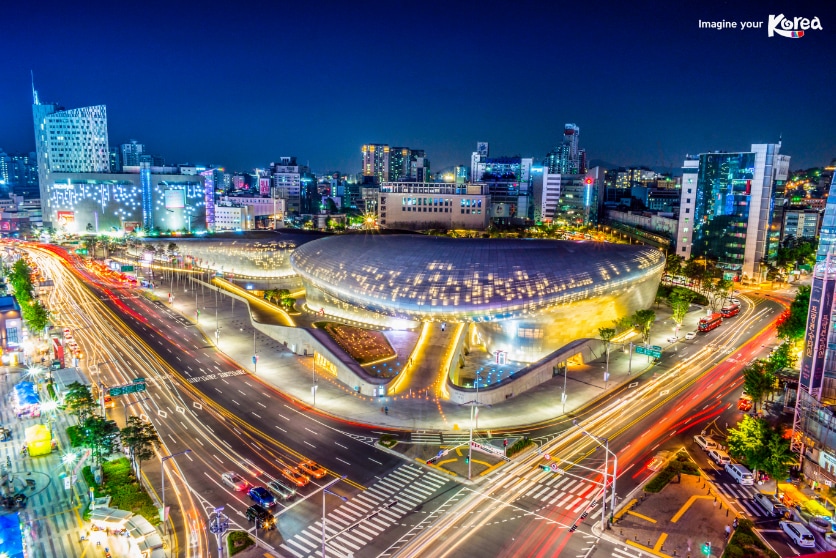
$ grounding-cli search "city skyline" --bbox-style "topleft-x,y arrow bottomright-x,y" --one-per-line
2,0 -> 833,174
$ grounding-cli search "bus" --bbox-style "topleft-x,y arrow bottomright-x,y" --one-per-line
699,313 -> 723,332
721,303 -> 740,318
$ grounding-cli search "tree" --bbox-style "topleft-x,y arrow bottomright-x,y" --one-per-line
121,416 -> 160,479
23,300 -> 50,333
742,361 -> 774,411
281,297 -> 295,311
777,285 -> 810,341
80,415 -> 120,467
766,342 -> 796,374
612,316 -> 633,334
631,309 -> 656,344
63,382 -> 97,423
762,432 -> 794,480
599,327 -> 616,381
669,287 -> 695,334
665,254 -> 684,278
727,415 -> 770,477
703,278 -> 732,312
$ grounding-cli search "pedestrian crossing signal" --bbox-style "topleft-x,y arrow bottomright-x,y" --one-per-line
568,524 -> 578,533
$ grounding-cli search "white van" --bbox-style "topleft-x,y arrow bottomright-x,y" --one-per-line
779,521 -> 815,548
725,463 -> 754,485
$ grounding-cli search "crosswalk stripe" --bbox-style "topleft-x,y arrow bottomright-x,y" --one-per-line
354,522 -> 379,537
566,496 -> 583,511
562,479 -> 581,492
573,497 -> 590,512
343,500 -> 369,514
612,546 -> 642,557
547,475 -> 567,488
287,538 -> 314,552
554,493 -> 575,508
337,531 -> 366,547
280,543 -> 304,557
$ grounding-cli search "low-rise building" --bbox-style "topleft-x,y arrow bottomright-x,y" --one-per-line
377,182 -> 489,230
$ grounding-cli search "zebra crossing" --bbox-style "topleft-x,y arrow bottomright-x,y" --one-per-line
516,472 -> 600,515
278,463 -> 450,558
713,482 -> 768,517
612,544 -> 648,557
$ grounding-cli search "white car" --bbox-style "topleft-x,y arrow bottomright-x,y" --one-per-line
221,471 -> 250,491
685,332 -> 697,340
666,337 -> 678,343
694,435 -> 717,451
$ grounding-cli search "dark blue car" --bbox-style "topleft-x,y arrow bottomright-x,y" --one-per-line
248,486 -> 277,508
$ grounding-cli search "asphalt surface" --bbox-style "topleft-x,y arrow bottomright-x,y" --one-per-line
20,243 -> 794,558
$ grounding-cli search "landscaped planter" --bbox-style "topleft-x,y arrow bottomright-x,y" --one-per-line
807,516 -> 832,533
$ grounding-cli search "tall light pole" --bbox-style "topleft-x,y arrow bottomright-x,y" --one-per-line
214,282 -> 220,345
573,421 -> 617,529
561,363 -> 568,414
161,449 -> 192,538
312,352 -> 318,407
322,476 -> 347,558
209,506 -> 229,558
252,325 -> 257,374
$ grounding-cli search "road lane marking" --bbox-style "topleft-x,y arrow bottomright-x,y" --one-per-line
278,414 -> 290,421
275,425 -> 287,433
231,399 -> 240,405
304,441 -> 316,448
335,442 -> 347,449
369,458 -> 383,465
336,458 -> 350,466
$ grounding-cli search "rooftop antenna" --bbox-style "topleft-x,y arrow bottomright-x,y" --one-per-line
31,70 -> 40,105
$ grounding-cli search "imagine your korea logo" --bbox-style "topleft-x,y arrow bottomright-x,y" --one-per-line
768,14 -> 822,37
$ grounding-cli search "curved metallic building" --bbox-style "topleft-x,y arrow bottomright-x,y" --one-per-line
291,235 -> 665,363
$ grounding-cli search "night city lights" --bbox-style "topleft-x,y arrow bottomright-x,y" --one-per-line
0,1 -> 832,557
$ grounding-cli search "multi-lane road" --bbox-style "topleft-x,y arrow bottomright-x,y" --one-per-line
19,242 -> 788,557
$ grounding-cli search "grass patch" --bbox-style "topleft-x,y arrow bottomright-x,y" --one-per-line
644,457 -> 700,493
379,433 -> 398,448
227,531 -> 255,556
86,457 -> 160,525
66,425 -> 84,448
507,437 -> 535,458
722,518 -> 779,558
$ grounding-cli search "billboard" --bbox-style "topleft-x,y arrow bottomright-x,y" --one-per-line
56,211 -> 75,225
800,275 -> 836,393
164,189 -> 185,209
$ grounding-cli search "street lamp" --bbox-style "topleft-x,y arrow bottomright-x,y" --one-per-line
561,363 -> 568,414
312,352 -> 318,407
573,421 -> 617,529
322,476 -> 347,558
208,506 -> 229,558
62,451 -> 78,506
161,449 -> 192,538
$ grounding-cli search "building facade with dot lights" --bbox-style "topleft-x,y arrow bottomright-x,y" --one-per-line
42,168 -> 208,234
290,235 -> 665,363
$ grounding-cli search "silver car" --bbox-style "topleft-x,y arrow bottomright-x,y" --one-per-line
267,479 -> 296,501
221,471 -> 250,492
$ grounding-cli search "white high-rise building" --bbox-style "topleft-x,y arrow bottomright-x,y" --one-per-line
32,83 -> 109,224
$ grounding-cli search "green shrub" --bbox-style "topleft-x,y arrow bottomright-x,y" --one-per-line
228,531 -> 255,556
507,437 -> 535,458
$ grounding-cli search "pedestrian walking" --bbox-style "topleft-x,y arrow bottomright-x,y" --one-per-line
724,524 -> 731,537
733,517 -> 739,529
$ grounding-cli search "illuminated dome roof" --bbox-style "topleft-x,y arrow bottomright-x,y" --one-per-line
290,235 -> 664,320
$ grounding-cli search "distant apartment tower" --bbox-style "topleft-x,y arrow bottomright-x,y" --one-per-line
362,144 -> 390,184
470,142 -> 489,182
32,84 -> 109,222
120,140 -> 145,166
675,143 -> 790,281
547,124 -> 586,175
271,157 -> 309,215
363,145 -> 429,183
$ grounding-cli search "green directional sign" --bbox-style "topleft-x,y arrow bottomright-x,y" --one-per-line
636,345 -> 662,359
108,379 -> 147,397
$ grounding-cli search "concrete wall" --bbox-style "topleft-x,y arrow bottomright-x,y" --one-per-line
447,338 -> 604,405
219,285 -> 389,396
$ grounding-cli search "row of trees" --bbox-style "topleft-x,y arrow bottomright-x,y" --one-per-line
727,415 -> 794,481
63,382 -> 159,478
7,259 -> 51,333
263,288 -> 295,311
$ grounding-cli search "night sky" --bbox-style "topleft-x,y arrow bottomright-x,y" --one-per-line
3,0 -> 834,174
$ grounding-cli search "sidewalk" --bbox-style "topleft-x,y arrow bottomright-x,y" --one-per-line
151,279 -> 707,432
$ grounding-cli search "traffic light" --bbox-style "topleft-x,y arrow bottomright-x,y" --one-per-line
426,456 -> 439,465
702,541 -> 711,556
503,439 -> 508,447
464,456 -> 469,464
541,464 -> 551,472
